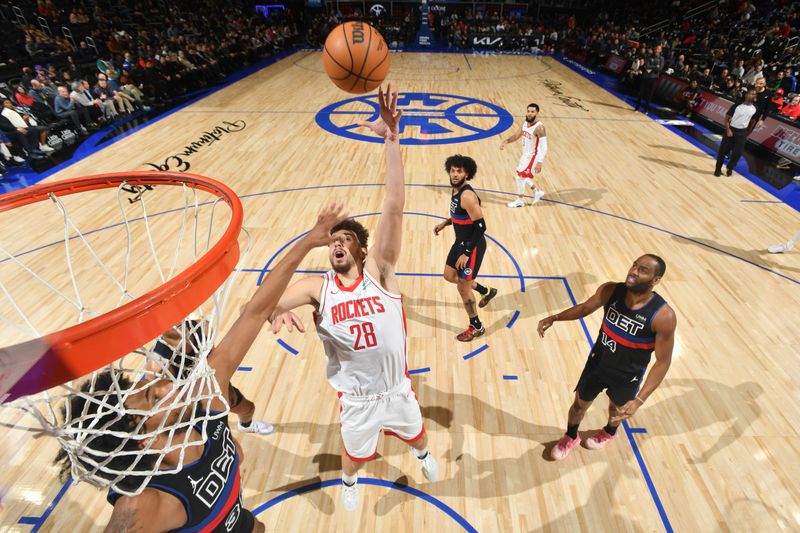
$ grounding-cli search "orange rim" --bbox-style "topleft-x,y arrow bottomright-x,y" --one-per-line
1,172 -> 242,402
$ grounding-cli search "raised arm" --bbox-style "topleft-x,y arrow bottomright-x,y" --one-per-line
361,85 -> 405,277
208,203 -> 347,391
537,281 -> 616,338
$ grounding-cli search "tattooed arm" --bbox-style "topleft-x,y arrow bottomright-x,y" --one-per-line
105,490 -> 185,533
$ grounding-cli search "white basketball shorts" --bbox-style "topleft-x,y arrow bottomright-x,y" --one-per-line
338,378 -> 425,462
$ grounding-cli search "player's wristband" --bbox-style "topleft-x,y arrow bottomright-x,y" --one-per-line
634,395 -> 645,404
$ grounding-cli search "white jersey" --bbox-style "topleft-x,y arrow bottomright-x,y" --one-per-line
315,269 -> 409,396
521,120 -> 543,157
516,120 -> 543,177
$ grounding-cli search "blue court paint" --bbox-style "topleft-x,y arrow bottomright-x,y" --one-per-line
553,54 -> 799,212
315,92 -> 513,145
17,479 -> 72,532
256,209 -> 527,292
408,367 -> 431,375
237,366 -> 253,372
276,339 -> 299,355
462,344 -> 489,361
502,375 -> 519,380
7,183 -> 797,288
561,274 -> 673,533
506,310 -> 521,328
251,477 -> 477,531
240,183 -> 797,286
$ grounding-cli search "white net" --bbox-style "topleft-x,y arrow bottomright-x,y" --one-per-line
0,178 -> 248,496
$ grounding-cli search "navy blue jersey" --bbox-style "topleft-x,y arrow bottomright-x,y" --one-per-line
108,414 -> 253,533
590,283 -> 667,379
449,184 -> 482,243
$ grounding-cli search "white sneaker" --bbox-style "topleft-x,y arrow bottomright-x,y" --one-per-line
341,480 -> 360,511
507,198 -> 525,208
415,450 -> 439,482
531,188 -> 545,205
39,144 -> 55,153
237,420 -> 274,435
768,242 -> 790,254
11,156 -> 25,163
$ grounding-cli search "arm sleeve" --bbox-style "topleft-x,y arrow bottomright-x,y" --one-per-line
535,135 -> 548,163
460,218 -> 486,256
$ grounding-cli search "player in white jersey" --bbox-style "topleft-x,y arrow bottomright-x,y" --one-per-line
269,86 -> 438,512
500,103 -> 548,208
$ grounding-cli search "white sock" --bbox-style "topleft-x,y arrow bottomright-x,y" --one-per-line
414,446 -> 430,460
342,472 -> 358,486
515,177 -> 526,195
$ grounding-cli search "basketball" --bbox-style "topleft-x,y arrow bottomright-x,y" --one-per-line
323,21 -> 390,94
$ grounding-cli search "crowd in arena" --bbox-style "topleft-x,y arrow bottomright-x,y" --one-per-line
558,0 -> 800,121
3,0 -> 800,176
0,0 -> 299,174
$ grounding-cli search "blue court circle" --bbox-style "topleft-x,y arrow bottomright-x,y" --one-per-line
252,477 -> 478,532
315,92 -> 514,145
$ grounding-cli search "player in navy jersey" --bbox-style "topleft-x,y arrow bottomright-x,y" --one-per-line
433,155 -> 497,342
537,254 -> 677,460
54,203 -> 349,532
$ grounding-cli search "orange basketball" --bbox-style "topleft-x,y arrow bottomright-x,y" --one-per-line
323,21 -> 390,94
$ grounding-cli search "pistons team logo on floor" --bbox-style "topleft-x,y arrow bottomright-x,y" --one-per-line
316,92 -> 514,145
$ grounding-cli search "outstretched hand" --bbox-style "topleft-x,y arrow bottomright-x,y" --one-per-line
271,310 -> 305,334
305,202 -> 348,247
358,84 -> 402,141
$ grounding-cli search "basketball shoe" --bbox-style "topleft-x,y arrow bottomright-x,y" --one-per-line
342,477 -> 360,512
550,434 -> 581,460
414,449 -> 439,482
584,429 -> 616,450
237,420 -> 274,435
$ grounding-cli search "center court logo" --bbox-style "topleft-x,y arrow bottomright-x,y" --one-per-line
315,92 -> 514,145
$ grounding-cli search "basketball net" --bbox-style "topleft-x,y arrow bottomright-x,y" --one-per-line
0,178 -> 248,496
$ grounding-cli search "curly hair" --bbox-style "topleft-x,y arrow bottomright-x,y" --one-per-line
444,154 -> 478,181
54,371 -> 156,492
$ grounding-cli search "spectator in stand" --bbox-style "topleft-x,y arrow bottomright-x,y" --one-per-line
732,59 -> 745,79
697,67 -> 714,88
54,86 -> 90,135
14,85 -> 36,107
779,95 -> 800,120
1,99 -> 53,156
770,70 -> 785,91
91,79 -> 119,120
97,76 -> 134,114
680,79 -> 702,116
714,68 -> 730,90
779,67 -> 797,95
742,63 -> 764,86
71,81 -> 104,124
771,88 -> 786,113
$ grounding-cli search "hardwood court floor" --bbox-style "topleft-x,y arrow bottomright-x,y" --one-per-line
0,51 -> 798,532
